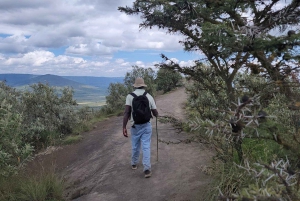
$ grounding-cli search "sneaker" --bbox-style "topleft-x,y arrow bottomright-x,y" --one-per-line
144,170 -> 151,178
132,165 -> 137,170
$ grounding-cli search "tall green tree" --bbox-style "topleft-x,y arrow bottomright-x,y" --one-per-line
105,82 -> 129,112
124,65 -> 156,96
119,0 -> 300,165
156,68 -> 182,93
119,0 -> 300,102
105,65 -> 157,112
21,83 -> 78,144
0,82 -> 33,176
119,2 -> 300,199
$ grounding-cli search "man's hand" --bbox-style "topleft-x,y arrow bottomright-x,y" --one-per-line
123,128 -> 128,137
123,106 -> 131,138
151,109 -> 158,117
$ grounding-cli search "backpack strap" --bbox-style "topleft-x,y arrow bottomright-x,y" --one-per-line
130,93 -> 138,98
130,92 -> 147,97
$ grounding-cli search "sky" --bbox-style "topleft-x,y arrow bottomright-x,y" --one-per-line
0,0 -> 295,77
0,0 -> 199,77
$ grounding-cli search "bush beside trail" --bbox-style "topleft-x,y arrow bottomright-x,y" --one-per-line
103,65 -> 182,113
0,82 -> 80,177
0,65 -> 181,177
186,72 -> 300,200
0,64 -> 182,200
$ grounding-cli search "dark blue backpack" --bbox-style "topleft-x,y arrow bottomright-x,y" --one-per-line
130,92 -> 152,124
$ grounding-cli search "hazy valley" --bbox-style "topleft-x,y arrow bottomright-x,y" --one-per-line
0,73 -> 124,107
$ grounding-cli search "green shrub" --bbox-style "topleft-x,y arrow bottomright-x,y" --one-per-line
0,82 -> 83,176
21,83 -> 79,146
205,161 -> 246,201
124,65 -> 157,96
19,173 -> 63,201
156,68 -> 182,93
104,65 -> 157,114
0,172 -> 64,201
186,73 -> 300,200
0,85 -> 34,176
105,83 -> 129,112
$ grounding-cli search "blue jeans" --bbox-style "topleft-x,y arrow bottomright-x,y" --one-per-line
130,122 -> 152,172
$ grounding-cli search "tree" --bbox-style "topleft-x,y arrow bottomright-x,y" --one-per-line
119,0 -> 300,162
21,83 -> 78,146
124,65 -> 157,96
119,0 -> 300,102
0,82 -> 33,176
119,2 -> 300,199
105,82 -> 129,112
156,68 -> 182,93
104,65 -> 157,113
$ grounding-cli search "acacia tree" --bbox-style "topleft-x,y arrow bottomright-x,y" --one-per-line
119,0 -> 300,161
119,2 -> 300,199
119,0 -> 300,102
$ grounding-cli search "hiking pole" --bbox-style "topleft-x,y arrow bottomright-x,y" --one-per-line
156,116 -> 158,161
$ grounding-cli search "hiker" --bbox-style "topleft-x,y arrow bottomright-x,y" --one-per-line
123,77 -> 158,178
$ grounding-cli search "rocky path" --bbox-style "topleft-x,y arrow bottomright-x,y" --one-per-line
29,88 -> 213,201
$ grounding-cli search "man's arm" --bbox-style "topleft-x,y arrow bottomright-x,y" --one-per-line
151,109 -> 158,117
150,95 -> 158,117
123,105 -> 131,137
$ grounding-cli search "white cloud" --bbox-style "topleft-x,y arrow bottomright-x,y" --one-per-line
0,0 -> 185,54
121,61 -> 130,66
0,0 -> 188,76
90,61 -> 110,66
0,34 -> 31,53
5,51 -> 55,66
163,58 -> 196,68
0,0 -> 292,76
179,60 -> 196,67
135,61 -> 144,66
0,50 -> 156,76
169,58 -> 179,63
115,59 -> 125,63
66,42 -> 114,56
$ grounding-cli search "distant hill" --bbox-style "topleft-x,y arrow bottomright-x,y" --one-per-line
0,74 -> 125,104
15,74 -> 84,88
0,74 -> 124,88
63,76 -> 124,88
0,74 -> 36,86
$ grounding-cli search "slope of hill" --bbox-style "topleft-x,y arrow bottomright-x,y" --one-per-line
15,74 -> 84,87
0,74 -> 124,89
0,74 -> 36,86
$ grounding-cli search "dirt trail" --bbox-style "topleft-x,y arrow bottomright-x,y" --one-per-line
29,88 -> 213,201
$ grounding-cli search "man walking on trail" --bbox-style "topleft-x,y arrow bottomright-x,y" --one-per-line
123,77 -> 158,178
